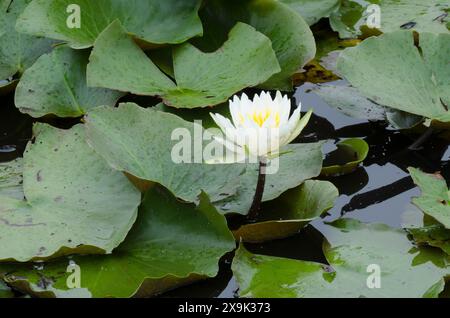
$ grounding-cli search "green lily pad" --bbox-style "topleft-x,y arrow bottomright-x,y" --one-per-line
280,0 -> 340,26
0,0 -> 54,84
0,281 -> 13,298
195,0 -> 316,91
407,223 -> 450,255
15,45 -> 123,118
15,0 -> 203,49
233,180 -> 338,243
330,0 -> 449,39
409,168 -> 450,229
87,21 -> 280,108
84,102 -> 246,206
153,103 -> 325,215
321,138 -> 368,177
1,187 -> 236,298
0,158 -> 24,200
203,142 -> 325,216
337,31 -> 450,122
233,219 -> 450,298
0,124 -> 141,262
312,83 -> 424,129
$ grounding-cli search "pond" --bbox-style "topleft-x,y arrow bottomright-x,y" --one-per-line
1,0 -> 450,299
3,79 -> 447,298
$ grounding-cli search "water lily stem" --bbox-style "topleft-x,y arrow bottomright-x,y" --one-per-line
408,127 -> 434,150
247,159 -> 267,222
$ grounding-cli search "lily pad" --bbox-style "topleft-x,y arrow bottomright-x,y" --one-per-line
233,219 -> 450,298
409,168 -> 450,229
321,138 -> 368,176
0,281 -> 13,298
1,187 -> 236,298
311,82 -> 424,129
337,31 -> 450,122
280,0 -> 340,26
0,0 -> 54,84
330,0 -> 449,39
0,158 -> 24,200
195,0 -> 316,91
87,21 -> 280,108
85,103 -> 246,206
407,223 -> 450,255
233,180 -> 338,243
0,124 -> 141,262
15,46 -> 123,118
16,0 -> 203,48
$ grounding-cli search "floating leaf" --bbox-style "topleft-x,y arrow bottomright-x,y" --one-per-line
210,142 -> 325,215
330,0 -> 449,39
0,0 -> 53,85
0,158 -> 24,200
321,138 -> 368,176
0,281 -> 12,298
408,223 -> 450,255
233,219 -> 450,298
16,0 -> 203,48
87,21 -> 280,108
196,0 -> 316,91
280,0 -> 340,26
0,124 -> 141,262
312,82 -> 424,129
409,168 -> 450,229
233,180 -> 338,243
1,187 -> 236,298
337,31 -> 450,122
85,103 -> 245,206
15,46 -> 123,118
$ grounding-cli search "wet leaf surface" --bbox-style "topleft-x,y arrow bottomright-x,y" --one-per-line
1,187 -> 235,298
336,31 -> 450,122
15,46 -> 123,118
233,219 -> 450,298
0,0 -> 54,85
195,0 -> 316,91
321,138 -> 368,176
16,0 -> 203,48
87,22 -> 280,108
330,0 -> 449,39
0,124 -> 141,262
233,180 -> 338,243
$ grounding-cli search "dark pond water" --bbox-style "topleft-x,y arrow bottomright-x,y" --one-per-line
1,80 -> 449,298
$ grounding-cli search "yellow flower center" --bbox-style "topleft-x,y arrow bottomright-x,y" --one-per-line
247,108 -> 280,128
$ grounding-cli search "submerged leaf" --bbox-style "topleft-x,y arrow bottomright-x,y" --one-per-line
0,124 -> 141,262
1,187 -> 236,298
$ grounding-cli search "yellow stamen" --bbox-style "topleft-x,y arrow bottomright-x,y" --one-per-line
251,109 -> 272,127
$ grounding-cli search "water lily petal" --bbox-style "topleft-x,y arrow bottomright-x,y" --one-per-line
285,109 -> 313,144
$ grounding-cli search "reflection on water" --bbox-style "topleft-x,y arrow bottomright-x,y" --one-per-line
1,80 -> 449,298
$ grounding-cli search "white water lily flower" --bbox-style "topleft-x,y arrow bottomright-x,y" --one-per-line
209,91 -> 312,163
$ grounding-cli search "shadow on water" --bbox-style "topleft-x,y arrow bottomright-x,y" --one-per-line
1,79 -> 449,298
